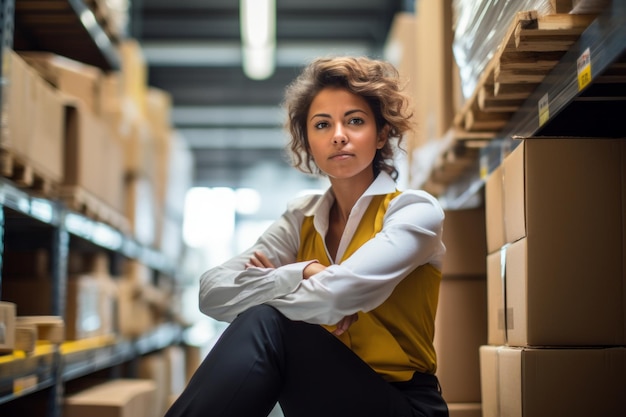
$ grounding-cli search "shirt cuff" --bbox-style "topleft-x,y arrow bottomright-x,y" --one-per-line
274,261 -> 318,296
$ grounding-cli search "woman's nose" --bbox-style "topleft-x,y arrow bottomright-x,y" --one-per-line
332,126 -> 348,144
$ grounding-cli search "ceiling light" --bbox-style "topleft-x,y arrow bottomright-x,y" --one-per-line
240,0 -> 276,80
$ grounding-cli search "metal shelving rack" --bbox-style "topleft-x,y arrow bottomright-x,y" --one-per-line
442,2 -> 626,209
0,181 -> 183,416
0,2 -> 181,416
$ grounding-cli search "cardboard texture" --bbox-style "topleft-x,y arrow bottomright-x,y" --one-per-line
125,174 -> 157,246
448,403 -> 482,417
384,12 -> 418,156
441,208 -> 487,276
116,280 -> 155,338
3,51 -> 33,156
63,379 -> 157,417
434,277 -> 487,403
63,100 -> 125,212
118,40 -> 148,117
413,0 -> 454,146
486,249 -> 506,345
138,353 -> 171,417
480,346 -> 626,417
2,272 -> 114,341
485,138 -> 626,346
485,165 -> 505,253
3,51 -> 64,182
20,51 -> 103,115
0,302 -> 17,352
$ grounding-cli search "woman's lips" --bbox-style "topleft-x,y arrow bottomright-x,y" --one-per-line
329,152 -> 353,160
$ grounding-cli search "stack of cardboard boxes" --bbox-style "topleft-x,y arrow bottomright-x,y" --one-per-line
3,40 -> 193,259
0,38 -> 194,416
435,208 -> 488,417
482,138 -> 626,416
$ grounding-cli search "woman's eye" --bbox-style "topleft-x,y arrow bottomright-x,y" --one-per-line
348,118 -> 364,125
314,121 -> 329,129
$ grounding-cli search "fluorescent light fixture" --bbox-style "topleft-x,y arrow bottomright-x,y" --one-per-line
240,0 -> 276,80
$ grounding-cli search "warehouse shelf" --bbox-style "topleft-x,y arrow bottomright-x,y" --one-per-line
0,322 -> 183,408
0,174 -> 183,416
0,345 -> 56,405
0,177 -> 178,276
13,0 -> 120,70
61,324 -> 183,381
0,181 -> 62,227
442,2 -> 626,209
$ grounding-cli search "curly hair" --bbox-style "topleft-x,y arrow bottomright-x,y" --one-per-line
282,56 -> 414,180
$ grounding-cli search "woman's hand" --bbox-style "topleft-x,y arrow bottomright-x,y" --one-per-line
333,313 -> 358,336
247,251 -> 356,334
303,261 -> 326,279
245,251 -> 275,269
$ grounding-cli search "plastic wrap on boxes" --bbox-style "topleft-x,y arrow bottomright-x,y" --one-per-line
452,0 -> 554,100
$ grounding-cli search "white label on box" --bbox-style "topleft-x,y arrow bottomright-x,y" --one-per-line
14,375 -> 38,395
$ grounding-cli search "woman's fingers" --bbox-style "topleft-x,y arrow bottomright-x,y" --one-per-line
332,313 -> 359,336
245,251 -> 275,269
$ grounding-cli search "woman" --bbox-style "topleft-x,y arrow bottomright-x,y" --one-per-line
165,56 -> 448,417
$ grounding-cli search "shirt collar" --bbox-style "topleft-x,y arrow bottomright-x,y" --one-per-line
305,171 -> 397,219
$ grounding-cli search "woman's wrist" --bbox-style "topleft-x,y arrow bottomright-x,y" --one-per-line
303,260 -> 325,279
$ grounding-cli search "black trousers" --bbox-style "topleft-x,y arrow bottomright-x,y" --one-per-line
165,305 -> 449,417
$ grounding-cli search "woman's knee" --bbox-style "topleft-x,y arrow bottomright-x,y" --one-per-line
238,304 -> 283,321
233,304 -> 287,336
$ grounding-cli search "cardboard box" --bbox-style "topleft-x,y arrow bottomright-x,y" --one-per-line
63,100 -> 125,214
2,272 -> 115,341
32,73 -> 65,181
448,403 -> 482,417
486,138 -> 626,347
119,39 -> 148,117
124,174 -> 157,246
384,12 -> 418,157
485,164 -> 505,254
442,207 -> 487,276
2,51 -> 64,182
497,236 -> 626,347
434,277 -> 487,403
503,138 -> 625,247
116,280 -> 155,338
138,353 -> 170,417
0,302 -> 17,352
2,51 -> 34,156
165,346 -> 187,399
20,52 -> 103,115
480,346 -> 626,417
486,249 -> 506,346
64,379 -> 157,417
413,0 -> 454,146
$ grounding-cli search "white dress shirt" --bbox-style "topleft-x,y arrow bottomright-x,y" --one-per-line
199,172 -> 446,325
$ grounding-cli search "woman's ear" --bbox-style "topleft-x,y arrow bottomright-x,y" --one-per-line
377,125 -> 390,149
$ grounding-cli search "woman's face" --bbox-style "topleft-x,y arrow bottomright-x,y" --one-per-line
306,87 -> 385,182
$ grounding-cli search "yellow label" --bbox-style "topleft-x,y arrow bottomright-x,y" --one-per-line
480,155 -> 488,180
538,93 -> 550,126
577,47 -> 592,91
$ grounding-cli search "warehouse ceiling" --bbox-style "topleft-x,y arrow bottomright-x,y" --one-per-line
130,0 -> 411,189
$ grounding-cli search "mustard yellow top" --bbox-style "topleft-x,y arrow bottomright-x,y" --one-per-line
297,192 -> 442,382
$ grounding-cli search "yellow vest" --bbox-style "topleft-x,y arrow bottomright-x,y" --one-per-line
297,191 -> 441,382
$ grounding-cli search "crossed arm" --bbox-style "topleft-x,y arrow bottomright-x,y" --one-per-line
246,250 -> 359,336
